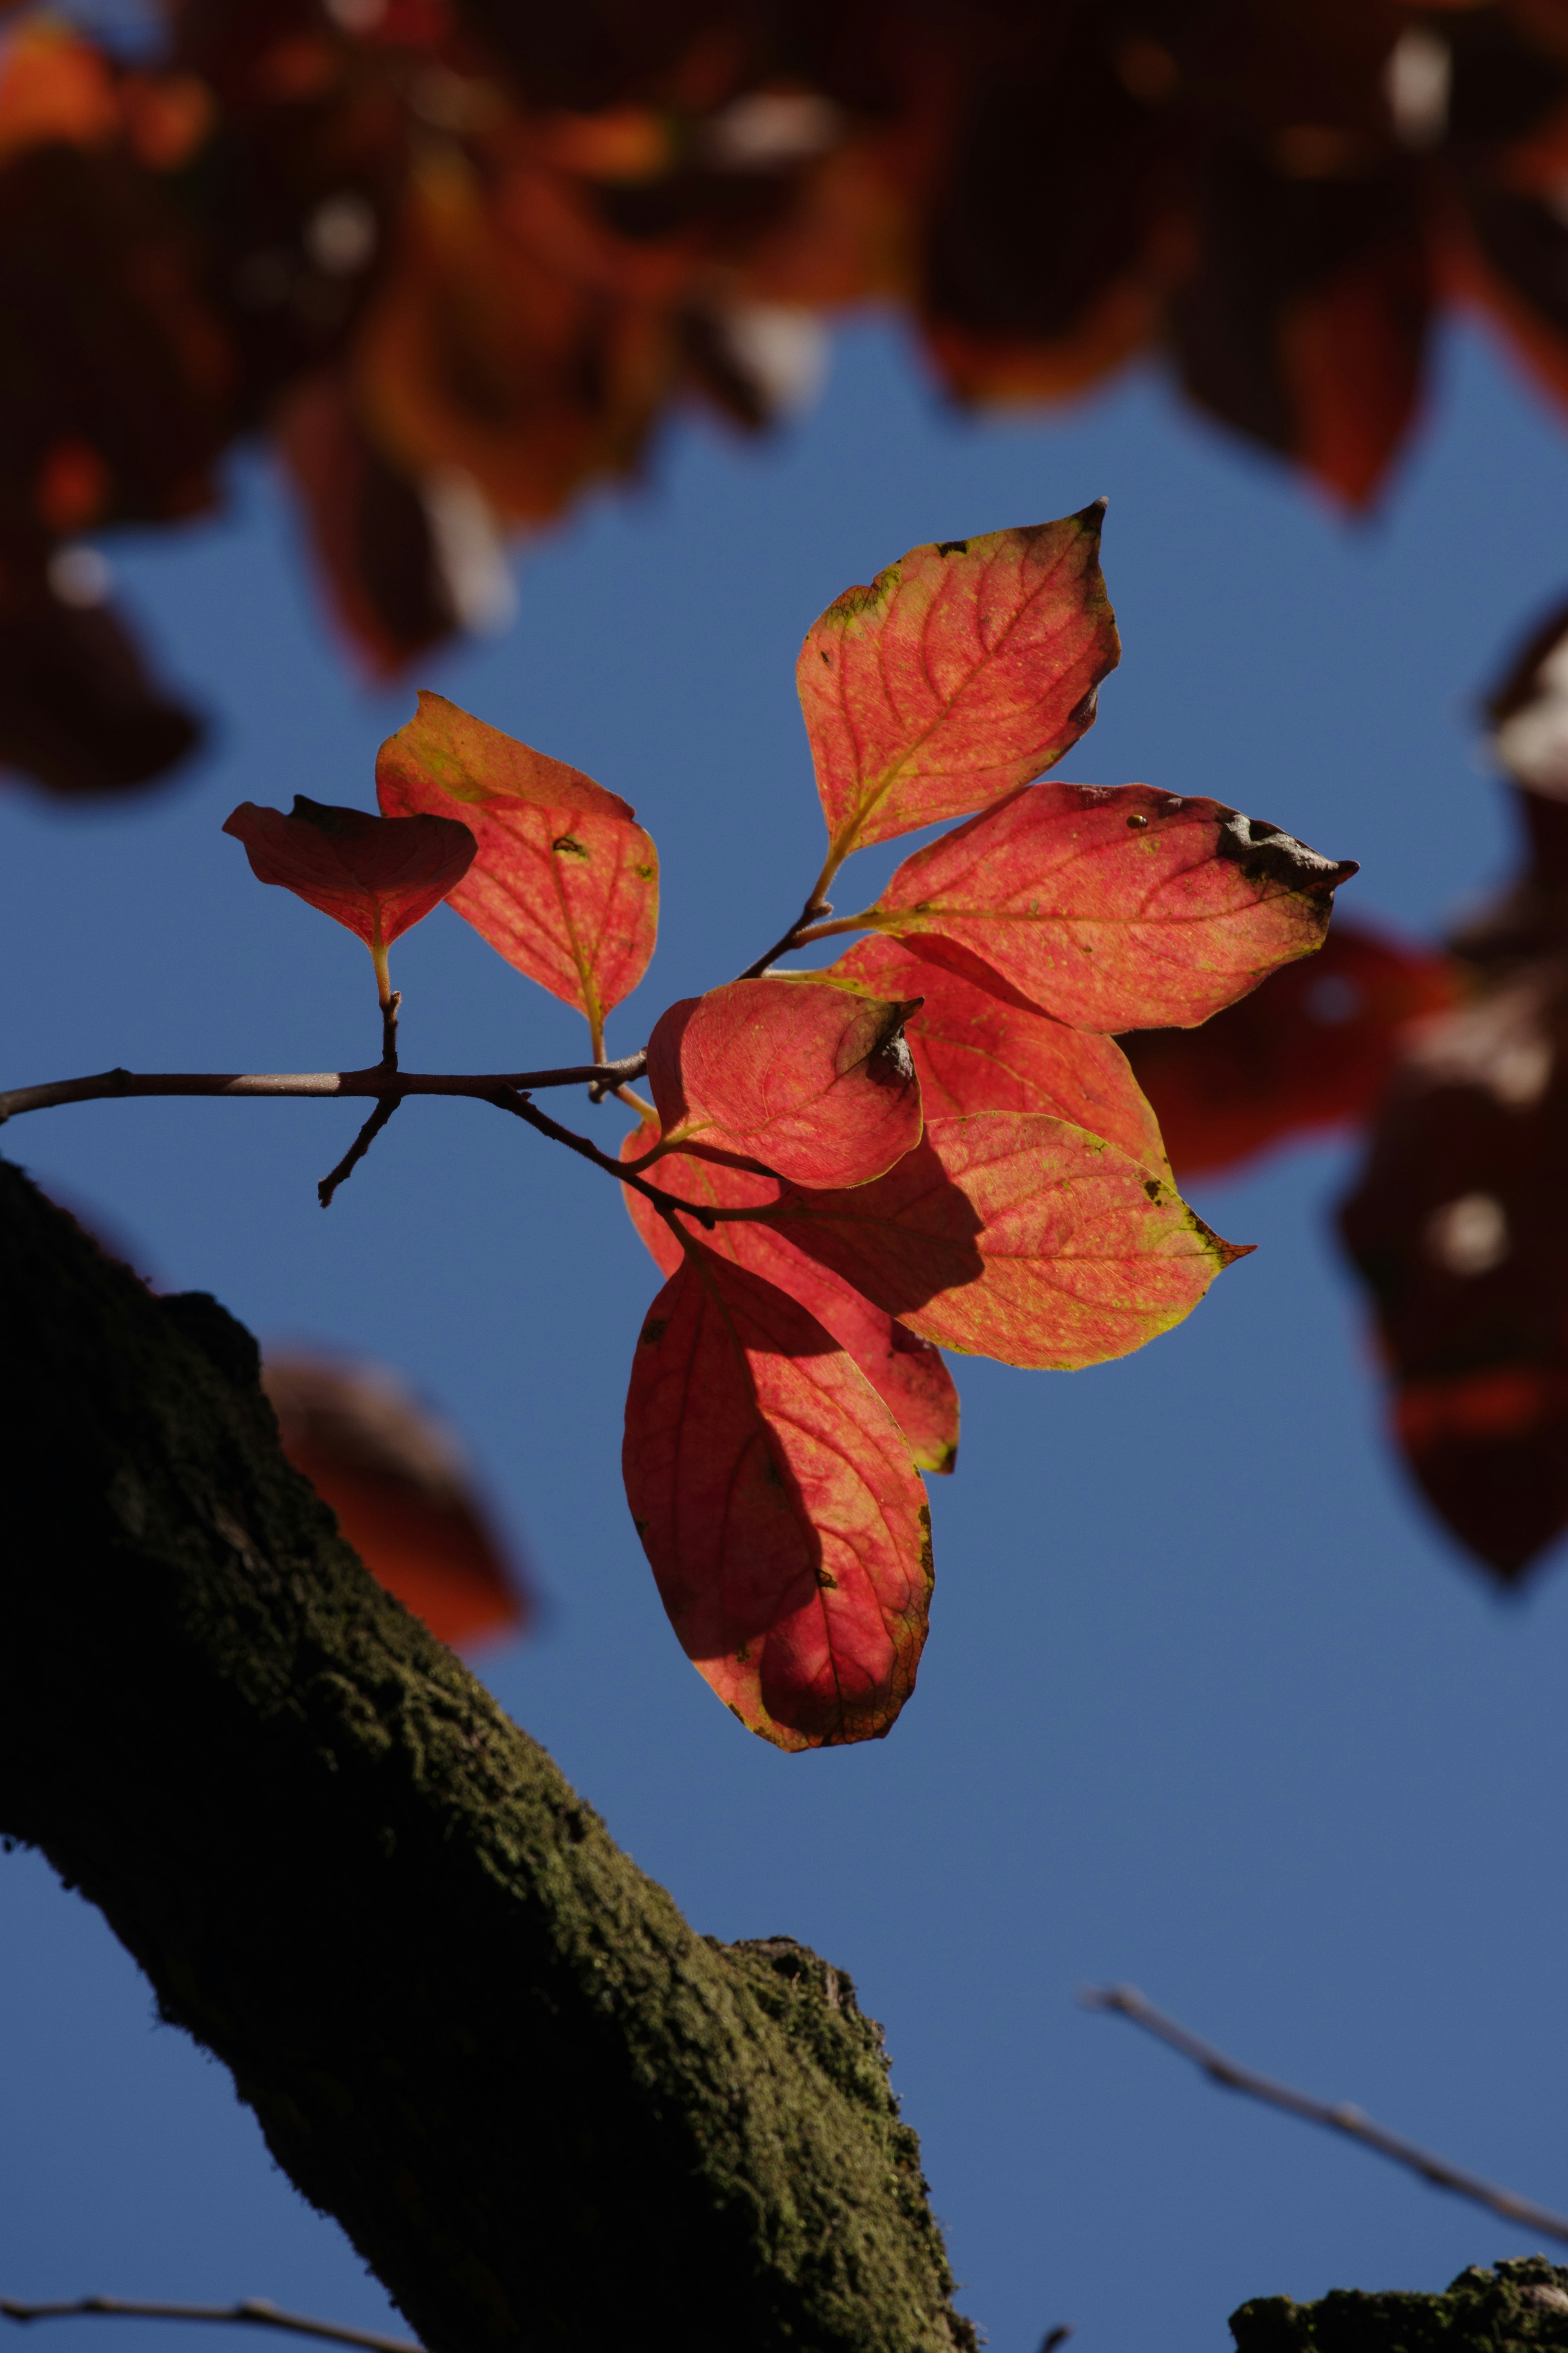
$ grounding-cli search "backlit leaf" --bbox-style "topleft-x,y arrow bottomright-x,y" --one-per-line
644,974 -> 922,1189
800,506 -> 1120,861
622,1245 -> 933,1751
831,934 -> 1167,1174
869,782 -> 1356,1032
376,689 -> 657,1040
223,794 -> 476,948
620,1124 -> 959,1474
765,1113 -> 1247,1370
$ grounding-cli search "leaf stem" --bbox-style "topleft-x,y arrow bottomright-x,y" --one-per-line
489,1091 -> 724,1231
737,848 -> 847,980
790,908 -> 881,948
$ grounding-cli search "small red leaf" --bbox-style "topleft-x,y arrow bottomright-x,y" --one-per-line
620,1125 -> 960,1474
766,1113 -> 1245,1370
223,795 -> 475,948
622,1245 -> 933,1750
376,690 -> 657,1041
645,974 -> 923,1189
870,783 -> 1356,1032
800,506 -> 1120,860
263,1354 -> 530,1652
832,935 -> 1167,1173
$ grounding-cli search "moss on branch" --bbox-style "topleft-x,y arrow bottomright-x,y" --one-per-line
0,1159 -> 974,2353
1233,2260 -> 1568,2353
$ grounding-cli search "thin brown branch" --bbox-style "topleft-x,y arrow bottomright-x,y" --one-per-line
318,1096 -> 401,1208
0,2299 -> 419,2353
490,1090 -> 721,1231
1081,1983 -> 1568,2247
0,1056 -> 648,1125
738,842 -> 848,980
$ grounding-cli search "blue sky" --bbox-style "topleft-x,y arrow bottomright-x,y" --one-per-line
5,310 -> 1568,2353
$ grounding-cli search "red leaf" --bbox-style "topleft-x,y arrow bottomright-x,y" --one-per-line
1121,918 -> 1459,1179
869,782 -> 1356,1032
799,505 -> 1120,860
621,1245 -> 933,1750
620,1124 -> 960,1474
765,1114 -> 1247,1370
376,690 -> 657,1044
831,934 -> 1167,1174
263,1354 -> 530,1652
223,794 -> 475,949
644,974 -> 923,1189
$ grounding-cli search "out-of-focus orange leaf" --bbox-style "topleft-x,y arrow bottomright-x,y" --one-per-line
1122,918 -> 1461,1180
0,20 -> 119,163
620,1122 -> 960,1473
644,975 -> 922,1189
621,1244 -> 933,1750
869,783 -> 1356,1033
223,794 -> 476,949
831,934 -> 1167,1174
376,689 -> 657,1043
263,1352 -> 530,1649
764,1114 -> 1247,1370
799,506 -> 1119,862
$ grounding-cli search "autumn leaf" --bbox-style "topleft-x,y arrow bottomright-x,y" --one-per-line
867,782 -> 1356,1032
263,1353 -> 530,1651
644,974 -> 923,1189
799,506 -> 1120,864
831,935 -> 1168,1174
621,1123 -> 959,1474
1121,917 -> 1458,1180
765,1113 -> 1246,1370
376,689 -> 657,1050
223,795 -> 476,973
621,1244 -> 933,1751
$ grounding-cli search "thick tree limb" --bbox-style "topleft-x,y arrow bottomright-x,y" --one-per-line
0,1160 -> 973,2353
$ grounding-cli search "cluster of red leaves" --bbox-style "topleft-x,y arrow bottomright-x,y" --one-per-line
11,0 -> 1568,795
1116,592 -> 1568,1590
228,510 -> 1353,1745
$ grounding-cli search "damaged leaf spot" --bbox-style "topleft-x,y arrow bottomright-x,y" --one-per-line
552,835 -> 588,859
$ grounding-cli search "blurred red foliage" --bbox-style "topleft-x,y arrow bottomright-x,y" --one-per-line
11,0 -> 1568,792
263,1350 -> 531,1648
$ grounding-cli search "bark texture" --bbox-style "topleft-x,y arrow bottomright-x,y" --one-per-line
1232,2261 -> 1568,2353
0,1158 -> 974,2353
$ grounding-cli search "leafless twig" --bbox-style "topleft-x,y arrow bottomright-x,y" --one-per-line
0,1056 -> 648,1124
1081,1983 -> 1568,2246
0,2299 -> 419,2353
318,1096 -> 401,1208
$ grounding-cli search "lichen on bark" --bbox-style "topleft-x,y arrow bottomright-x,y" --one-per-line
0,1156 -> 975,2353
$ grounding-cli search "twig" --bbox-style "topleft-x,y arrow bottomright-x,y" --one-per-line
1081,1983 -> 1568,2247
1039,2328 -> 1074,2353
318,1096 -> 401,1208
0,1057 -> 648,1124
378,990 -> 400,1073
489,1091 -> 721,1231
0,2298 -> 419,2353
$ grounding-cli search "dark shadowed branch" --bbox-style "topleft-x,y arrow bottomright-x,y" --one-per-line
0,1161 -> 974,2353
1082,1984 -> 1568,2246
